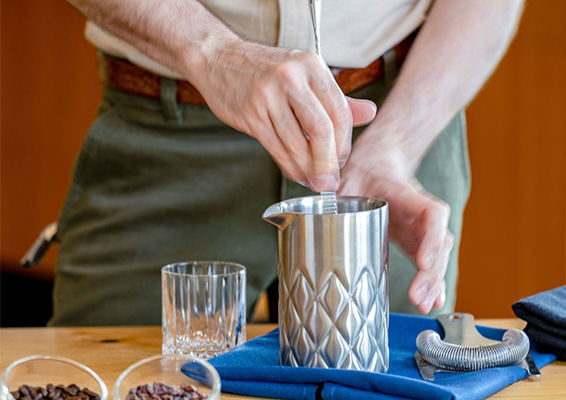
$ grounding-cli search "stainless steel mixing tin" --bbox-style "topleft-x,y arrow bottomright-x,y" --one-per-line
263,195 -> 389,372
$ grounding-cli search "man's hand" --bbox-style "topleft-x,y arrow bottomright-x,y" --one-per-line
193,40 -> 376,192
69,0 -> 376,193
338,136 -> 453,314
338,0 -> 523,313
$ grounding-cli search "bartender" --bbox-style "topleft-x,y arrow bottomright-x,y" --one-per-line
50,0 -> 524,326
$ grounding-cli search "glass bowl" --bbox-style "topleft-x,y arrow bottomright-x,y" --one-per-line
1,355 -> 108,400
114,354 -> 221,400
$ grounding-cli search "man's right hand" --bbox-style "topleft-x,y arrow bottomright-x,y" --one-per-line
191,39 -> 376,192
68,0 -> 375,192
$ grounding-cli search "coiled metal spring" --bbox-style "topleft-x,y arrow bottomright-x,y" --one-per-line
416,328 -> 530,372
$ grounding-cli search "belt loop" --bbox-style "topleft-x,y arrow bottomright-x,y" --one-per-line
160,77 -> 182,123
382,49 -> 397,90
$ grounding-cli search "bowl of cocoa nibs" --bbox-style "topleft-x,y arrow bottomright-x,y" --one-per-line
113,355 -> 220,400
0,355 -> 108,400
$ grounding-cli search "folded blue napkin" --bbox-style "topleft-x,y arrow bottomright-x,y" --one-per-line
512,285 -> 566,360
181,313 -> 556,400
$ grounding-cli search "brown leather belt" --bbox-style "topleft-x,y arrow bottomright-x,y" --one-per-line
97,31 -> 417,106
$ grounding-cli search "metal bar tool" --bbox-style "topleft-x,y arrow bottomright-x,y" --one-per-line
309,0 -> 338,214
415,313 -> 540,381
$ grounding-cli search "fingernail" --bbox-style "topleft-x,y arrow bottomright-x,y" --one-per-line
314,174 -> 339,192
339,157 -> 348,169
436,290 -> 446,309
367,100 -> 377,114
413,285 -> 428,304
421,292 -> 435,311
361,99 -> 377,120
354,98 -> 377,110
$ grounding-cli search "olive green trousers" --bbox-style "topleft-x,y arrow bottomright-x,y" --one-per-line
50,57 -> 470,326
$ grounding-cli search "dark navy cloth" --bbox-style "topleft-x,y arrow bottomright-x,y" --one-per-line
512,285 -> 566,360
181,313 -> 556,400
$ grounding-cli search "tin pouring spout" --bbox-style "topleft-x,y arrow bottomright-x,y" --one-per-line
262,204 -> 296,230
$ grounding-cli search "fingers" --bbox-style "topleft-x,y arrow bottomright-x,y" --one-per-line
268,106 -> 311,186
289,91 -> 340,192
309,70 -> 353,170
417,199 -> 451,271
433,280 -> 447,310
388,184 -> 451,270
409,230 -> 454,314
352,178 -> 452,315
347,97 -> 377,127
392,191 -> 453,314
249,113 -> 308,186
339,174 -> 454,315
309,79 -> 377,172
241,50 -> 376,192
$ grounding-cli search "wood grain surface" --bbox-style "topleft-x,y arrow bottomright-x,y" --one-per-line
1,321 -> 564,399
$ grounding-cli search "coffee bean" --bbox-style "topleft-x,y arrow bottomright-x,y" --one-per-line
11,385 -> 100,400
81,389 -> 98,400
127,383 -> 207,400
31,388 -> 45,400
181,385 -> 196,393
64,387 -> 78,396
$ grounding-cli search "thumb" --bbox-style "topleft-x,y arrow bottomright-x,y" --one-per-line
347,97 -> 377,127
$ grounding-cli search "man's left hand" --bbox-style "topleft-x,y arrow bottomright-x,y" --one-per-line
338,132 -> 453,314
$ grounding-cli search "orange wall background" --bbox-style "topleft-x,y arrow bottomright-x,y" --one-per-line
2,0 -> 565,318
457,0 -> 566,316
1,0 -> 101,281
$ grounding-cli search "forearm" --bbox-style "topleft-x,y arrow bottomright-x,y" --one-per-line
366,0 -> 524,171
67,0 -> 240,84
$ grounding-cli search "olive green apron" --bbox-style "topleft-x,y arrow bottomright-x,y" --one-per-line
49,52 -> 470,326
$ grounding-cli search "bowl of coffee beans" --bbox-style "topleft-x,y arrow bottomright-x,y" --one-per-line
113,355 -> 220,400
0,355 -> 108,400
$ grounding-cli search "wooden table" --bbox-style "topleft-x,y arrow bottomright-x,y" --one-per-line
1,320 -> 564,399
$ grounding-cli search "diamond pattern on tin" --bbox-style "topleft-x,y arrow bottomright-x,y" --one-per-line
280,264 -> 389,372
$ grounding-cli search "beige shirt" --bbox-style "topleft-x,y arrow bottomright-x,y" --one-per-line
86,0 -> 432,78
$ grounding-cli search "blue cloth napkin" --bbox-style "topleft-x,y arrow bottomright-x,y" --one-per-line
512,285 -> 566,360
181,313 -> 556,400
